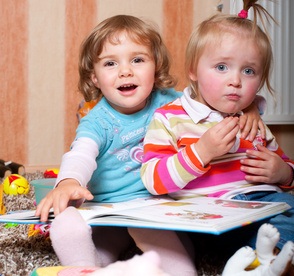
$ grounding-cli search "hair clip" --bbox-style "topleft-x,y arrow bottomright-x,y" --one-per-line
238,9 -> 248,18
217,4 -> 223,12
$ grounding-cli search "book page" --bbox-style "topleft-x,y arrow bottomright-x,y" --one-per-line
85,197 -> 290,234
0,195 -> 290,234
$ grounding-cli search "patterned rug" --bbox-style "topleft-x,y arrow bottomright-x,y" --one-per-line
0,172 -> 59,276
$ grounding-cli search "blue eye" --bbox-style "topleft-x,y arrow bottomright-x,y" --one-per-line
216,64 -> 228,71
243,68 -> 255,75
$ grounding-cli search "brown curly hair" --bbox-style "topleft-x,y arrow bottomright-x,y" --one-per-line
78,15 -> 176,102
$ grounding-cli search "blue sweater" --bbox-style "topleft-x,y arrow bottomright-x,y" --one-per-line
75,88 -> 181,202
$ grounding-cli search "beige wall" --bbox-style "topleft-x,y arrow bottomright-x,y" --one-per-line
1,0 -> 293,171
269,125 -> 294,159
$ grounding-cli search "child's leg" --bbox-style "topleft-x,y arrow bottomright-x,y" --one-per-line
91,226 -> 133,267
50,206 -> 99,266
128,228 -> 197,276
264,192 -> 294,249
233,192 -> 294,250
50,207 -> 132,267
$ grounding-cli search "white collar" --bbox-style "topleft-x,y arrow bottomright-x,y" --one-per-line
180,87 -> 243,124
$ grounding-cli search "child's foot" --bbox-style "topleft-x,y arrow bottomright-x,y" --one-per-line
255,223 -> 280,266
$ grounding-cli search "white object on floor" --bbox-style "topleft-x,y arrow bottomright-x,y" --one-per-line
222,223 -> 294,276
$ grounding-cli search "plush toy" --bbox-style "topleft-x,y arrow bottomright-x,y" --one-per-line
28,224 -> 51,239
0,159 -> 25,178
3,174 -> 30,195
87,251 -> 169,276
31,251 -> 170,276
44,168 -> 59,178
222,223 -> 294,276
0,163 -> 12,179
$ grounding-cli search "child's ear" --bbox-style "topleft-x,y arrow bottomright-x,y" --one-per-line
189,71 -> 197,82
91,73 -> 100,88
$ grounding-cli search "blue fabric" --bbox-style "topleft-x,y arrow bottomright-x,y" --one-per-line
75,88 -> 181,203
233,191 -> 294,249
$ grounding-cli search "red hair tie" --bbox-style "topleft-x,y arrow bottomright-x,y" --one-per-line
238,9 -> 248,18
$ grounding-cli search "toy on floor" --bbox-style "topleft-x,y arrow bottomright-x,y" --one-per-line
4,223 -> 18,228
222,223 -> 294,276
44,168 -> 59,178
28,224 -> 51,239
0,163 -> 12,179
0,182 -> 6,215
0,159 -> 25,178
2,174 -> 30,195
31,251 -> 170,276
89,251 -> 169,276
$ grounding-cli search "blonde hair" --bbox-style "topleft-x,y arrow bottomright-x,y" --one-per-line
186,2 -> 275,99
78,15 -> 176,102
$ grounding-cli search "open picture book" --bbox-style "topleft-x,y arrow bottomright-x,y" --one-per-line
0,194 -> 290,235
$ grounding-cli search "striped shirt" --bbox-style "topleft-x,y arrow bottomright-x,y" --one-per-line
141,88 -> 294,199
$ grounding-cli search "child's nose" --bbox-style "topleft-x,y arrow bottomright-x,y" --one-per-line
229,72 -> 242,87
119,64 -> 133,77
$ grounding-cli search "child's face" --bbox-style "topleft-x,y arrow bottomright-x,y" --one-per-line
189,33 -> 262,114
91,31 -> 156,114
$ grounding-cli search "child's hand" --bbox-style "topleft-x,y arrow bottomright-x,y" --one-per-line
35,179 -> 94,222
240,144 -> 293,185
240,104 -> 266,141
195,117 -> 239,166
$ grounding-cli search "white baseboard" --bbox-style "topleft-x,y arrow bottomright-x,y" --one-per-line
25,165 -> 60,173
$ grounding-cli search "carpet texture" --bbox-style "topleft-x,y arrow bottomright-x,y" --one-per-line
0,172 -> 231,276
0,173 -> 59,276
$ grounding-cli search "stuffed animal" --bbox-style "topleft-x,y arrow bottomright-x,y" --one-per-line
28,224 -> 51,239
0,159 -> 25,178
3,174 -> 30,195
32,251 -> 170,276
0,163 -> 12,179
222,223 -> 294,276
87,251 -> 170,276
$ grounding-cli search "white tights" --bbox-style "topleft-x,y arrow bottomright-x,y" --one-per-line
50,207 -> 197,276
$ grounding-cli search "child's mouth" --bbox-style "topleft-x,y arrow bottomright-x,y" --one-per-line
118,84 -> 137,92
